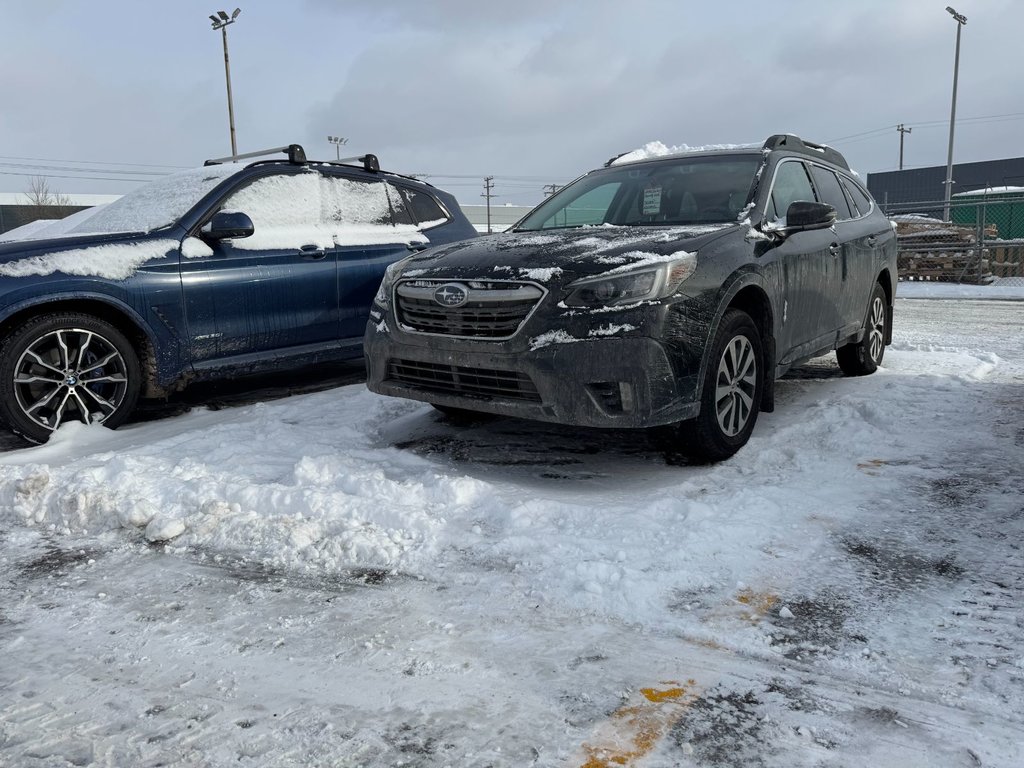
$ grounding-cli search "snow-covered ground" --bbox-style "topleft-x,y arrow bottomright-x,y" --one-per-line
1,298 -> 1022,767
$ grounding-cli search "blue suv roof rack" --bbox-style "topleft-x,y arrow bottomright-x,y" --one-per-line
205,144 -> 307,166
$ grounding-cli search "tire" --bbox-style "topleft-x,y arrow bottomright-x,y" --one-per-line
837,282 -> 887,377
0,313 -> 142,442
678,309 -> 764,463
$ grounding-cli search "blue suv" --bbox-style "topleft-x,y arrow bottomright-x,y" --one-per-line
0,144 -> 476,441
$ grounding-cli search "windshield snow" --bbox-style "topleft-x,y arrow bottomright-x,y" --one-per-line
67,164 -> 242,235
517,154 -> 761,231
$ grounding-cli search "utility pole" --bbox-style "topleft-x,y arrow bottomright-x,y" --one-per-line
209,9 -> 242,157
897,124 -> 912,170
543,184 -> 561,198
482,176 -> 495,234
943,6 -> 967,222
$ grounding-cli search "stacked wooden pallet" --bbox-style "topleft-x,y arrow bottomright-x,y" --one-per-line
893,218 -> 996,284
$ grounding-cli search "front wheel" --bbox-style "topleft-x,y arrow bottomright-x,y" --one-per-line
677,308 -> 764,463
837,282 -> 888,376
0,313 -> 142,442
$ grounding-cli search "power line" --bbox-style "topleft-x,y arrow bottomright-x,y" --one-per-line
0,154 -> 188,169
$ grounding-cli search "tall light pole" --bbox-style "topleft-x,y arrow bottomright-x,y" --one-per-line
209,9 -> 242,157
327,135 -> 348,160
943,6 -> 967,222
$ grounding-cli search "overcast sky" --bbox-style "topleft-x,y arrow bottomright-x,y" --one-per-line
1,0 -> 1021,207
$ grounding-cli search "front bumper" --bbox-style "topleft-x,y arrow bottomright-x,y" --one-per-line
364,323 -> 701,429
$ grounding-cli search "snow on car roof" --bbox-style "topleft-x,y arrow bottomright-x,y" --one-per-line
610,140 -> 761,166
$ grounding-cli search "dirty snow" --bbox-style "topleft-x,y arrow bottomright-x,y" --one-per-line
1,299 -> 1023,766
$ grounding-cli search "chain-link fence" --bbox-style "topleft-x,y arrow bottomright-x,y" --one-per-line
882,191 -> 1024,286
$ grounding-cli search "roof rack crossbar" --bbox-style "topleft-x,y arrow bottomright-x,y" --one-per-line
333,154 -> 380,173
205,144 -> 306,166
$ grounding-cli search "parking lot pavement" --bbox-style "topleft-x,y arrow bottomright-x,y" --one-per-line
1,298 -> 1022,766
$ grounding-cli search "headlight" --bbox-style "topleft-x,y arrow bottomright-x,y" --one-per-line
374,257 -> 412,309
564,252 -> 697,308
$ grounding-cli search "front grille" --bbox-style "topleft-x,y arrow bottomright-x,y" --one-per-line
387,359 -> 541,403
395,280 -> 543,338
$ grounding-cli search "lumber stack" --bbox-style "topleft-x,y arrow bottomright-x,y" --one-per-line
892,217 -> 996,284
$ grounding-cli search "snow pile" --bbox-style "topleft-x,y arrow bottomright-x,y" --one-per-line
0,393 -> 491,574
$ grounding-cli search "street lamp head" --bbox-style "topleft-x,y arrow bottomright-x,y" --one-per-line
232,8 -> 241,19
945,6 -> 967,24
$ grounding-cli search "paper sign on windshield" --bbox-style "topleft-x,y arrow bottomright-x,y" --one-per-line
642,187 -> 662,216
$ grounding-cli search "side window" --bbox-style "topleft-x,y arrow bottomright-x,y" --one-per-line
808,165 -> 852,220
386,183 -> 415,226
542,182 -> 621,228
768,161 -> 816,222
320,175 -> 392,226
398,187 -> 449,227
840,176 -> 873,217
217,171 -> 323,248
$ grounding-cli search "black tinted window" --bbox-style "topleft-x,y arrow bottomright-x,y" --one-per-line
768,161 -> 816,222
400,187 -> 448,227
808,165 -> 851,220
840,176 -> 873,216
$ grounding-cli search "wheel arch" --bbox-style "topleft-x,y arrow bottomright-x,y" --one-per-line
697,276 -> 777,414
0,296 -> 165,397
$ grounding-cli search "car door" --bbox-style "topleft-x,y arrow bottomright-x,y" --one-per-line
180,168 -> 340,364
762,159 -> 837,364
320,172 -> 422,340
807,163 -> 865,339
839,175 -> 888,330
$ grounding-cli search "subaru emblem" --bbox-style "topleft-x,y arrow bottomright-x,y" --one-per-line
433,283 -> 469,308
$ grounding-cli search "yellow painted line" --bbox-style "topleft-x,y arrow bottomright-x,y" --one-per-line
575,680 -> 701,767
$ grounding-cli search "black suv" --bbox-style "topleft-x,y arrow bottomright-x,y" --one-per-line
365,135 -> 897,461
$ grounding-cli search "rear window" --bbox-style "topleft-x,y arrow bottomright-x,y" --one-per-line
398,187 -> 449,227
808,165 -> 852,220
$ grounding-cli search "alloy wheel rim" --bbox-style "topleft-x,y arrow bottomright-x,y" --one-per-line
714,335 -> 757,437
868,296 -> 885,364
13,328 -> 129,432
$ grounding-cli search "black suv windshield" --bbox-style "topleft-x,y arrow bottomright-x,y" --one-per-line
517,154 -> 761,231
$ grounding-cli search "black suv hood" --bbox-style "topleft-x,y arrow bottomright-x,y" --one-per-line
399,224 -> 737,284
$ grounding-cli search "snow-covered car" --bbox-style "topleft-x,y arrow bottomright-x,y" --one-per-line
0,144 -> 476,442
365,134 -> 897,462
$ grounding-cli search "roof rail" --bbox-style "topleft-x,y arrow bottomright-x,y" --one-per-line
205,144 -> 307,166
762,134 -> 850,171
331,154 -> 380,173
604,151 -> 632,168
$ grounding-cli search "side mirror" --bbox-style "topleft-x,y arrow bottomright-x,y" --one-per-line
202,211 -> 254,240
785,201 -> 836,232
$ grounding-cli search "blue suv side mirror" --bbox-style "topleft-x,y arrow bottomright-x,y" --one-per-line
203,211 -> 255,240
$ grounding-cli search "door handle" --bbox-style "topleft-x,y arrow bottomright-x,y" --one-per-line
300,244 -> 327,260
406,242 -> 429,252
865,235 -> 878,246
829,243 -> 841,257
